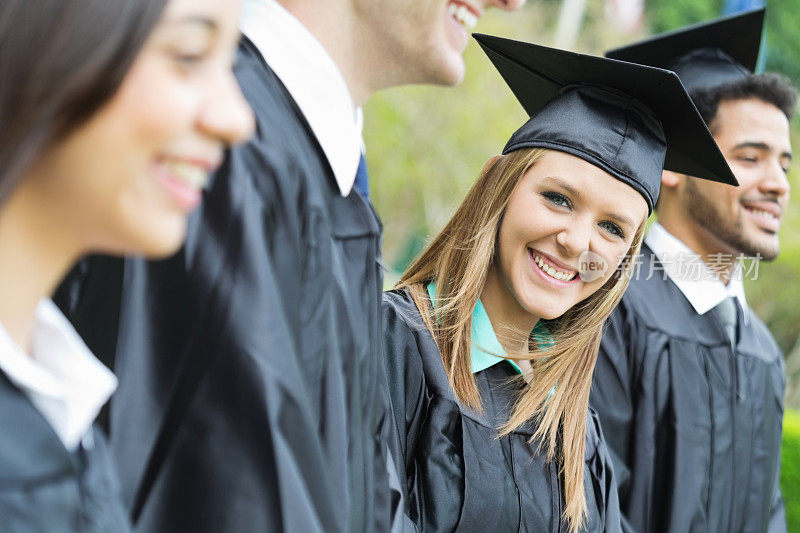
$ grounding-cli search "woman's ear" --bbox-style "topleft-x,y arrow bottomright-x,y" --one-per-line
661,170 -> 683,189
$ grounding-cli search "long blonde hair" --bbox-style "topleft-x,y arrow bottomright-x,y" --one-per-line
396,148 -> 645,531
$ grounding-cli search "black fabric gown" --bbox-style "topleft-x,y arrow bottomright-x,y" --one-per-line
0,371 -> 129,532
55,36 -> 398,532
590,244 -> 786,533
382,289 -> 622,532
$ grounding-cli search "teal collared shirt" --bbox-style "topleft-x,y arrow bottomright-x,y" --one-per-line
426,283 -> 553,375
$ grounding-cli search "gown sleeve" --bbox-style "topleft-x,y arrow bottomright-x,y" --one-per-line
768,352 -> 787,533
590,296 -> 645,533
381,293 -> 428,532
768,462 -> 787,533
586,408 -> 624,533
151,139 -> 343,531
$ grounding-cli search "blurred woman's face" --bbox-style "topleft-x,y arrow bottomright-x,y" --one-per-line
490,150 -> 648,322
24,0 -> 254,257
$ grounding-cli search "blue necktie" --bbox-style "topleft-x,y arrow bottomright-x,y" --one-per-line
353,153 -> 369,200
714,297 -> 738,347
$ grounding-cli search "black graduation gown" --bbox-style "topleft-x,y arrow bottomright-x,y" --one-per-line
590,245 -> 786,533
55,36 -> 397,531
382,289 -> 623,532
0,371 -> 129,532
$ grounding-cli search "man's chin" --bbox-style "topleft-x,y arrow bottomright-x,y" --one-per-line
421,44 -> 467,86
754,245 -> 780,262
737,234 -> 780,261
432,57 -> 465,86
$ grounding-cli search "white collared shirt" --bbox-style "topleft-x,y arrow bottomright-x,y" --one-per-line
645,222 -> 749,323
0,300 -> 117,452
240,0 -> 364,196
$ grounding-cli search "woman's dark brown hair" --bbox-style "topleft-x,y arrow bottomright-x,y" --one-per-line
0,0 -> 169,205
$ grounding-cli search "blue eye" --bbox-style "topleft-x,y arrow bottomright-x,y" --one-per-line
542,191 -> 572,209
600,221 -> 625,238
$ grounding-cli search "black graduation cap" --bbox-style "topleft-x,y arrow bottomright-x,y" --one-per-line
606,8 -> 765,93
473,33 -> 738,213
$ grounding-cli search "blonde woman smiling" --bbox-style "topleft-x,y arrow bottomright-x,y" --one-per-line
382,35 -> 738,532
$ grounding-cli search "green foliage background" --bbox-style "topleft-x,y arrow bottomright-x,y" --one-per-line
783,410 -> 800,530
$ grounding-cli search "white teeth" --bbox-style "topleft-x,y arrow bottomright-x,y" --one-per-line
163,161 -> 209,190
448,2 -> 478,30
533,254 -> 575,282
749,208 -> 778,220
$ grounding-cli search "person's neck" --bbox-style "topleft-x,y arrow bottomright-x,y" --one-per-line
480,267 -> 540,355
277,0 -> 386,107
0,187 -> 80,351
656,216 -> 737,285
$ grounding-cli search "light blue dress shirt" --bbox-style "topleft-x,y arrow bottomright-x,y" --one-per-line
426,283 -> 553,375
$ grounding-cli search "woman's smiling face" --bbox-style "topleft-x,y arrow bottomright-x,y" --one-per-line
488,150 -> 648,323
22,0 -> 254,258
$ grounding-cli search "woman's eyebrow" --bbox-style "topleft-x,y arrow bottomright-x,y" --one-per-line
604,211 -> 635,228
162,15 -> 218,33
541,175 -> 580,199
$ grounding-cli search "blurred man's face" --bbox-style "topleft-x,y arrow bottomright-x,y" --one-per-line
354,0 -> 526,87
682,97 -> 791,260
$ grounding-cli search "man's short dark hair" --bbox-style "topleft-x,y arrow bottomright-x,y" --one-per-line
691,73 -> 798,130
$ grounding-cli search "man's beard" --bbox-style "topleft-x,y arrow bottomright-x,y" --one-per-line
685,180 -> 780,261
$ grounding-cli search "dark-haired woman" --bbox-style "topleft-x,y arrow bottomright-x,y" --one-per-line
0,0 -> 253,529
